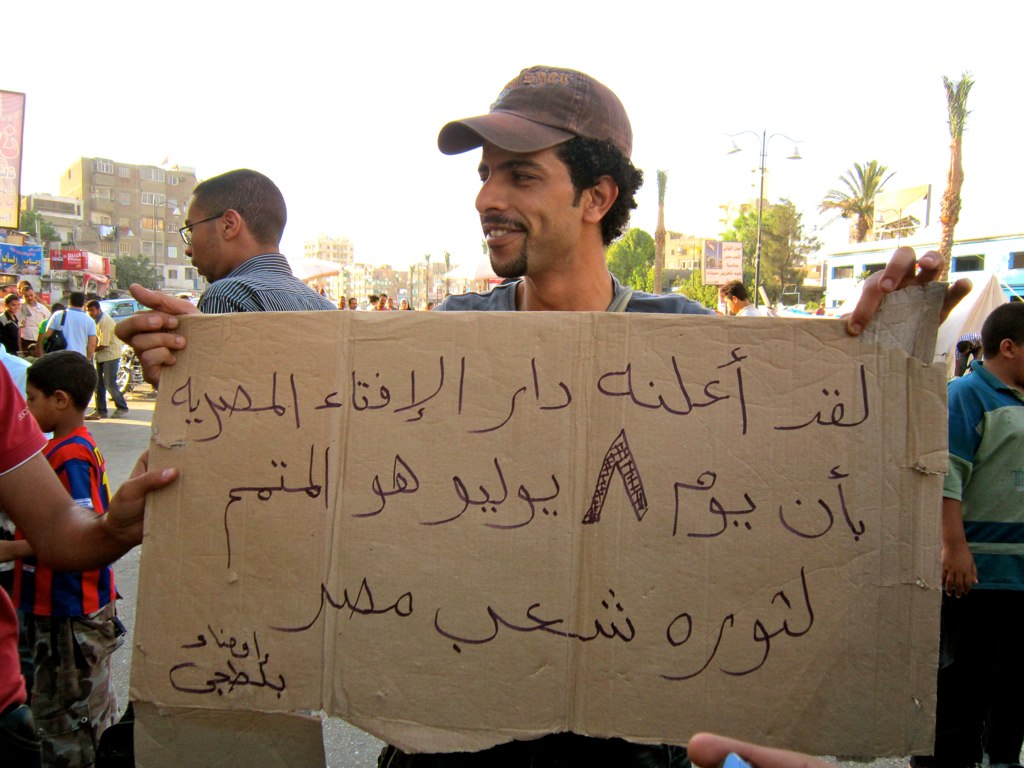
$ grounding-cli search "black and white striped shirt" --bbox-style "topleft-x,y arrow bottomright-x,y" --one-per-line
197,253 -> 336,314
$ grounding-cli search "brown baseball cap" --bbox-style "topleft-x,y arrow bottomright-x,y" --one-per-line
438,65 -> 632,158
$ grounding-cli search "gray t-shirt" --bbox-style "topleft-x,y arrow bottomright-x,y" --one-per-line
436,274 -> 715,315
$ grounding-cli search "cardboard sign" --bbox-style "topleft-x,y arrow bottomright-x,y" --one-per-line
133,288 -> 945,761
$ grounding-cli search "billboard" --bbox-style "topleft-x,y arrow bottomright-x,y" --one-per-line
0,242 -> 42,274
0,91 -> 26,230
704,240 -> 743,285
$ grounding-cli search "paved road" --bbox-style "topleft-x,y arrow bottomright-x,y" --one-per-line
90,386 -> 917,768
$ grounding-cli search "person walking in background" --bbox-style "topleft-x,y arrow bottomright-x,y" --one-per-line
44,293 -> 96,360
85,300 -> 129,420
1,294 -> 21,355
17,284 -> 49,357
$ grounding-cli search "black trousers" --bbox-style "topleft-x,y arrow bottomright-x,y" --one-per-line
913,589 -> 1024,768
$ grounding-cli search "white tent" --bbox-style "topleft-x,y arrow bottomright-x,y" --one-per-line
933,273 -> 1009,378
287,257 -> 342,282
444,253 -> 498,281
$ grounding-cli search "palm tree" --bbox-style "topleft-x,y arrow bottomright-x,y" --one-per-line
938,72 -> 975,280
819,161 -> 895,243
653,170 -> 667,294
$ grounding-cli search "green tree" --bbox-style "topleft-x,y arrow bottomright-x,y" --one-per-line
939,72 -> 974,280
606,228 -> 655,292
112,254 -> 160,291
724,199 -> 819,304
653,170 -> 667,294
818,160 -> 894,243
673,269 -> 719,309
18,209 -> 61,244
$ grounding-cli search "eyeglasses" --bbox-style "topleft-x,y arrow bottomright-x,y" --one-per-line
179,213 -> 226,245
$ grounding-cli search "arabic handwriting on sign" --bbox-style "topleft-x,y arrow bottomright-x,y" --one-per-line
777,466 -> 865,541
358,454 -> 420,518
673,471 -> 757,539
671,471 -> 717,536
495,474 -> 561,530
660,566 -> 814,681
170,373 -> 301,442
350,370 -> 391,412
222,445 -> 330,569
469,358 -> 572,434
582,429 -> 647,525
774,365 -> 869,431
425,458 -> 509,527
393,356 -> 446,422
433,588 -> 637,654
270,578 -> 413,633
168,627 -> 286,698
595,347 -> 748,434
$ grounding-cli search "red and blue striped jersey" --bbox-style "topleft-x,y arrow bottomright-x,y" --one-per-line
14,427 -> 115,617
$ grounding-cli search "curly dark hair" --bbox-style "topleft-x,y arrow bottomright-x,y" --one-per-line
192,169 -> 287,247
556,137 -> 643,246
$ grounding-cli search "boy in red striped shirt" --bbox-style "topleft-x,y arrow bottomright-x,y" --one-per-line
13,351 -> 123,767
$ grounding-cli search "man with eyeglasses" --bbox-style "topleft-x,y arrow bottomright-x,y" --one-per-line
125,168 -> 333,326
179,168 -> 334,314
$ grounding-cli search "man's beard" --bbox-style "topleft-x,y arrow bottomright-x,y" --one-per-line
490,243 -> 527,279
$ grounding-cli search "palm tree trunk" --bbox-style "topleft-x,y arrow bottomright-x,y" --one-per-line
938,73 -> 973,282
654,170 -> 667,294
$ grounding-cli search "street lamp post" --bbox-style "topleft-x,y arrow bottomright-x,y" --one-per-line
728,130 -> 802,307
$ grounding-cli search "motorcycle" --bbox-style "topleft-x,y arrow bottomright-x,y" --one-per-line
116,346 -> 145,396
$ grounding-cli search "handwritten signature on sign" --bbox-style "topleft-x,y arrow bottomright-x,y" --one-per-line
169,625 -> 285,698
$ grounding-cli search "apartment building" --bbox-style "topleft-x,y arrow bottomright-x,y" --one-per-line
59,158 -> 202,294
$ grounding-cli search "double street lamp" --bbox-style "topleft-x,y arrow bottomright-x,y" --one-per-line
727,130 -> 802,307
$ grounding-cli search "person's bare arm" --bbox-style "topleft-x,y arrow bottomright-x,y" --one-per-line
115,284 -> 198,386
86,334 -> 98,361
0,451 -> 177,571
688,733 -> 832,768
941,496 -> 977,597
846,247 -> 972,336
0,538 -> 33,563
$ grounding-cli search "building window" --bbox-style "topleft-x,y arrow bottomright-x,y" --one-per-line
1010,252 -> 1024,270
831,265 -> 855,280
119,242 -> 132,256
117,166 -> 131,178
167,269 -> 179,280
90,186 -> 114,201
952,255 -> 984,272
169,176 -> 180,186
141,241 -> 154,257
118,217 -> 130,227
140,168 -> 165,182
94,160 -> 113,175
863,263 -> 887,276
140,192 -> 166,206
141,217 -> 163,232
167,246 -> 178,261
119,191 -> 131,206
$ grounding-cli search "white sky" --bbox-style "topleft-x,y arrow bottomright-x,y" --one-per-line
7,1 -> 1022,269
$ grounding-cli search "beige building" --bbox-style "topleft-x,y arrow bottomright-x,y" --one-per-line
59,158 -> 201,294
21,193 -> 83,245
303,234 -> 354,267
664,231 -> 705,272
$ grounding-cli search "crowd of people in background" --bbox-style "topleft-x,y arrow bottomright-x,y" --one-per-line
332,291 -> 437,311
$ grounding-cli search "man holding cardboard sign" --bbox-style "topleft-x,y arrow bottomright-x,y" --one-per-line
117,66 -> 967,768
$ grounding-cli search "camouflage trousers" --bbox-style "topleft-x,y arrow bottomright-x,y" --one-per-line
24,602 -> 125,768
